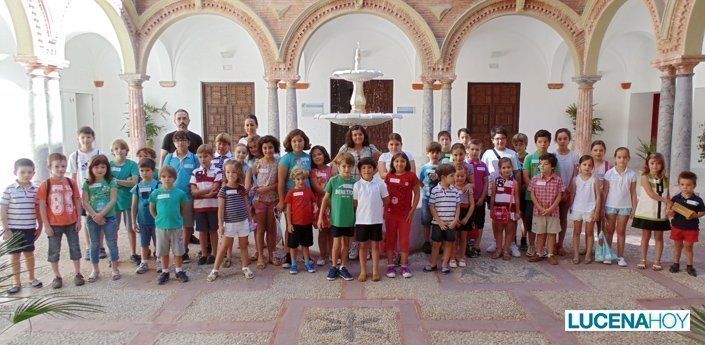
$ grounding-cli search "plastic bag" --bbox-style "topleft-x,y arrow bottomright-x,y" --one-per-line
594,231 -> 617,262
273,208 -> 284,246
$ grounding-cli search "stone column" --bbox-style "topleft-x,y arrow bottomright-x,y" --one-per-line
440,79 -> 453,133
28,65 -> 49,180
422,79 -> 435,160
656,65 -> 675,171
572,75 -> 601,155
670,62 -> 698,184
285,78 -> 298,133
120,74 -> 150,154
265,78 -> 280,137
44,66 -> 63,154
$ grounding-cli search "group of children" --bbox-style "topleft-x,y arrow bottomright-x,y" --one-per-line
2,121 -> 704,293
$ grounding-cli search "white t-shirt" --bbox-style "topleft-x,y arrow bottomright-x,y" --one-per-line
481,148 -> 520,175
552,150 -> 580,189
604,167 -> 637,209
68,148 -> 102,183
353,178 -> 389,224
378,151 -> 415,171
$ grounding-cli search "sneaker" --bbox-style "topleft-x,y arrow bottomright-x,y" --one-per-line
617,257 -> 627,267
422,241 -> 432,254
282,253 -> 291,268
510,243 -> 521,257
316,258 -> 326,266
526,246 -> 536,257
289,261 -> 299,274
520,237 -> 528,250
197,256 -> 208,265
687,266 -> 698,277
207,270 -> 219,282
401,266 -> 413,278
603,260 -> 612,265
73,273 -> 85,286
670,263 -> 680,273
30,279 -> 43,288
207,256 -> 216,265
157,272 -> 170,285
458,259 -> 467,267
423,265 -> 437,272
338,266 -> 353,281
182,253 -> 191,264
136,262 -> 148,274
242,267 -> 255,279
327,267 -> 338,281
156,259 -> 163,273
7,286 -> 20,294
449,259 -> 458,268
441,266 -> 451,274
99,247 -> 107,259
386,265 -> 396,278
51,277 -> 63,289
305,260 -> 316,273
349,241 -> 359,260
548,255 -> 559,265
175,271 -> 189,283
130,254 -> 141,265
486,241 -> 497,253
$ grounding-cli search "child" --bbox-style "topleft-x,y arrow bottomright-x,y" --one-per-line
439,131 -> 453,163
378,133 -> 416,179
569,155 -> 600,264
212,132 -> 233,170
522,130 -> 554,257
2,159 -> 42,293
668,171 -> 705,276
528,154 -> 564,265
465,139 -> 488,258
384,152 -> 421,278
190,144 -> 222,265
451,143 -> 475,189
68,126 -> 106,261
109,139 -> 139,264
353,157 -> 389,281
590,140 -> 611,235
234,143 -> 251,177
512,132 -> 529,250
457,128 -> 471,147
424,163 -> 460,274
246,135 -> 261,169
131,158 -> 160,274
633,153 -> 671,270
246,135 -> 280,268
603,147 -> 637,266
512,133 -> 529,166
208,160 -> 254,281
451,166 -> 474,267
38,153 -> 84,288
284,168 -> 318,274
163,130 -> 200,263
136,147 -> 159,181
418,142 -> 442,254
490,158 -> 521,260
319,152 -> 356,281
81,155 -> 120,281
553,128 -> 579,257
310,145 -> 335,266
149,166 -> 190,284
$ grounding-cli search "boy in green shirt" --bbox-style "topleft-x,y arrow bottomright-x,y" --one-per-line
109,139 -> 139,264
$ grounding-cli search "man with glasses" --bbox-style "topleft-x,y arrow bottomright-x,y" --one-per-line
160,109 -> 203,167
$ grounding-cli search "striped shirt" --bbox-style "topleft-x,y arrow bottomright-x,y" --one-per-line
190,165 -> 222,212
218,185 -> 248,223
1,182 -> 38,229
429,184 -> 460,224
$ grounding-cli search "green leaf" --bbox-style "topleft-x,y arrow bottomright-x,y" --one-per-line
11,294 -> 102,323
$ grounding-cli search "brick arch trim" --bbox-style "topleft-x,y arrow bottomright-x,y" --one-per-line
4,0 -> 34,56
278,0 -> 441,78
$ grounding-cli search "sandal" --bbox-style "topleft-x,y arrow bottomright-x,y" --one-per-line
652,263 -> 663,271
257,259 -> 266,270
87,271 -> 99,283
502,252 -> 511,261
207,270 -> 219,282
572,258 -> 580,265
491,251 -> 502,260
637,260 -> 647,269
242,267 -> 254,279
584,257 -> 593,264
269,257 -> 281,266
111,270 -> 121,280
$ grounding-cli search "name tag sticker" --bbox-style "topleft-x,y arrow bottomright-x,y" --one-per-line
226,189 -> 238,195
497,187 -> 505,192
390,178 -> 401,183
112,167 -> 121,172
536,181 -> 547,186
90,183 -> 102,188
687,200 -> 700,206
293,191 -> 304,196
139,187 -> 152,193
184,164 -> 194,169
260,168 -> 270,174
477,167 -> 486,171
342,184 -> 353,189
157,194 -> 170,199
532,159 -> 539,164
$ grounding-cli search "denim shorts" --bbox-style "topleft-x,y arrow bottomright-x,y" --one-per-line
138,224 -> 156,248
421,198 -> 433,226
47,224 -> 82,262
605,207 -> 632,216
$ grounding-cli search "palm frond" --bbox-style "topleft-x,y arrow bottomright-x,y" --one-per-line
11,293 -> 103,323
697,122 -> 705,163
680,305 -> 705,342
636,137 -> 657,161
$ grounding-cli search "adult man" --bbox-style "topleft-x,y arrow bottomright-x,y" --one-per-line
160,109 -> 203,167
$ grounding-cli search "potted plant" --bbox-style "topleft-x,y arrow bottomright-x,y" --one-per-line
565,103 -> 604,136
636,137 -> 657,161
698,122 -> 705,163
123,102 -> 169,148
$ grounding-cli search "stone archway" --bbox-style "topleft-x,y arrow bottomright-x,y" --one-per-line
679,0 -> 705,56
137,0 -> 278,75
3,0 -> 33,56
278,0 -> 440,78
440,0 -> 583,76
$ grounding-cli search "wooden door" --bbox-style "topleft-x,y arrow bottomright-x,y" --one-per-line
467,83 -> 520,149
330,79 -> 393,155
202,82 -> 255,145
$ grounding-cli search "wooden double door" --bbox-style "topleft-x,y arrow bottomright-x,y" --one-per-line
467,82 -> 520,149
201,82 -> 255,145
330,79 -> 393,156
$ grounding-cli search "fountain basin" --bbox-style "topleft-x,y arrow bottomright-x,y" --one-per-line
332,69 -> 383,82
314,112 -> 402,127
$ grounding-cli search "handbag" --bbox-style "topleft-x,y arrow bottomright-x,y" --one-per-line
491,206 -> 509,224
594,231 -> 618,262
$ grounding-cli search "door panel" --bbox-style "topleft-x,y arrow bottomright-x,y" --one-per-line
467,83 -> 520,149
202,82 -> 255,145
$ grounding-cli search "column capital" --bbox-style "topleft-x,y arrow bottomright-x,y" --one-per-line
572,75 -> 601,88
655,64 -> 676,77
120,74 -> 150,87
263,76 -> 280,86
16,55 -> 66,78
654,55 -> 704,75
440,78 -> 455,89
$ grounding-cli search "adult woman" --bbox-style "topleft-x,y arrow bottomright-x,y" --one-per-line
238,115 -> 260,146
336,125 -> 381,181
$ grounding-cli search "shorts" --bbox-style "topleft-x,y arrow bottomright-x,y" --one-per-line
156,228 -> 185,257
431,224 -> 456,242
670,226 -> 699,243
8,228 -> 36,254
195,211 -> 218,232
457,207 -> 471,232
385,214 -> 411,252
355,224 -> 383,242
470,202 -> 486,230
421,199 -> 433,226
605,206 -> 632,216
569,210 -> 596,222
223,220 -> 250,238
287,224 -> 314,248
331,226 -> 354,238
254,200 -> 277,214
531,216 -> 561,234
116,209 -> 133,231
47,224 -> 82,262
182,200 -> 195,227
138,224 -> 156,248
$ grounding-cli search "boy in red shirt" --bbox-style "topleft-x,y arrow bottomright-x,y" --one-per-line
284,167 -> 318,274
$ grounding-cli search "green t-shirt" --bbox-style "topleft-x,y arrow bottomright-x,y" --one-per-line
149,187 -> 188,230
82,179 -> 117,218
325,175 -> 356,227
523,151 -> 560,200
111,159 -> 139,211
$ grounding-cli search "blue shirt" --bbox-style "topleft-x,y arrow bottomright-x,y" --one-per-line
130,180 -> 160,226
418,163 -> 439,200
279,152 -> 311,192
163,151 -> 200,199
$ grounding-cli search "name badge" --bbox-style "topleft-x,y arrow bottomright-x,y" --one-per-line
90,183 -> 102,188
532,159 -> 539,164
477,167 -> 486,171
687,200 -> 700,206
139,187 -> 152,193
497,187 -> 505,192
294,191 -> 304,196
184,164 -> 194,169
259,168 -> 269,174
112,167 -> 121,172
157,194 -> 170,199
536,181 -> 547,186
226,189 -> 238,195
390,178 -> 401,183
342,184 -> 353,189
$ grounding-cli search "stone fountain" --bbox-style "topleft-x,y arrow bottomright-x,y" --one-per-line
314,44 -> 402,127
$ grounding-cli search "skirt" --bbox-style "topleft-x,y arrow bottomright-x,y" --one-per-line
632,217 -> 671,231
